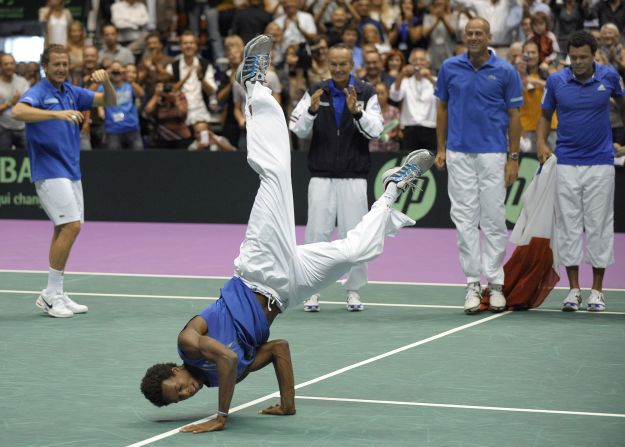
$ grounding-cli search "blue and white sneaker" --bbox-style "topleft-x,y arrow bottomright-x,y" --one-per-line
562,288 -> 582,312
586,289 -> 606,312
235,34 -> 273,88
382,149 -> 434,191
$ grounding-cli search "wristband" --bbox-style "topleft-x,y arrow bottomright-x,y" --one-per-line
217,410 -> 229,417
307,107 -> 318,116
352,110 -> 363,120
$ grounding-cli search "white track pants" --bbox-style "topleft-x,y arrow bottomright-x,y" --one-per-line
305,177 -> 369,292
446,150 -> 508,285
233,83 -> 414,312
555,164 -> 614,268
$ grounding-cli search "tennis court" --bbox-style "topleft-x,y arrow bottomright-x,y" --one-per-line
1,268 -> 624,447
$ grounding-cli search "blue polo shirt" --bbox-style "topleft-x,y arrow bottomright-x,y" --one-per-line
435,51 -> 524,153
97,82 -> 139,134
19,79 -> 95,182
541,63 -> 624,165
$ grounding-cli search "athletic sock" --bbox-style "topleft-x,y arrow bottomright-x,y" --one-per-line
45,267 -> 64,296
381,182 -> 400,206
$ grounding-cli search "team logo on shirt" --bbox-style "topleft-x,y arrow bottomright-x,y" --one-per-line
487,75 -> 497,80
43,97 -> 59,104
597,84 -> 606,92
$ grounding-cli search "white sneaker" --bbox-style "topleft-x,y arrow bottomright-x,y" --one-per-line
464,282 -> 482,314
36,292 -> 74,318
59,293 -> 88,314
303,294 -> 320,312
346,290 -> 364,311
586,289 -> 606,312
562,288 -> 582,312
488,284 -> 506,313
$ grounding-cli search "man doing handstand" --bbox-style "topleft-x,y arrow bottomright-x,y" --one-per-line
140,34 -> 434,433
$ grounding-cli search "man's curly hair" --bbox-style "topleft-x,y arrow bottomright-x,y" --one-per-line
141,363 -> 177,407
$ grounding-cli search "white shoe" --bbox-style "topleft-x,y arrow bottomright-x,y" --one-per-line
562,288 -> 582,312
346,291 -> 364,311
586,289 -> 606,312
464,282 -> 482,314
488,283 -> 506,313
59,293 -> 88,314
36,292 -> 74,318
303,294 -> 320,312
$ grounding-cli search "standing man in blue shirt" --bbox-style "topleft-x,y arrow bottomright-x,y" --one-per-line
434,17 -> 523,314
537,31 -> 625,312
12,44 -> 117,318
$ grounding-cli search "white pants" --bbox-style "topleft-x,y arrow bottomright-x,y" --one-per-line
556,164 -> 614,268
305,177 -> 368,292
233,83 -> 414,312
446,150 -> 508,285
35,178 -> 84,226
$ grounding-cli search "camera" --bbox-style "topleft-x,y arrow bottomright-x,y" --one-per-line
163,83 -> 173,93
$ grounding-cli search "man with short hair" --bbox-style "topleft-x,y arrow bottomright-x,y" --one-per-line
0,53 -> 29,149
12,44 -> 117,318
140,35 -> 432,432
434,17 -> 523,314
360,50 -> 395,88
537,30 -> 625,312
98,24 -> 135,67
272,0 -> 318,47
390,48 -> 437,152
166,30 -> 217,150
111,0 -> 149,56
290,44 -> 384,312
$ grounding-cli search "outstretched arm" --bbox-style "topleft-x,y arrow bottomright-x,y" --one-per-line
177,325 -> 238,433
246,339 -> 296,415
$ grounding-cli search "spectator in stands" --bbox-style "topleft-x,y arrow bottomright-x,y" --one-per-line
362,23 -> 391,54
369,0 -> 397,34
307,36 -> 331,84
353,0 -> 386,42
98,61 -> 145,150
390,48 -> 437,152
166,30 -> 217,150
80,46 -> 103,150
67,21 -> 86,86
81,46 -> 100,87
361,49 -> 395,88
592,0 -> 625,29
281,44 -> 308,137
315,3 -> 351,47
453,0 -> 522,50
507,41 -> 523,63
289,44 -> 384,312
143,75 -> 193,149
99,24 -> 135,68
515,40 -> 557,153
185,0 -> 225,62
341,25 -> 365,71
384,48 -> 405,78
111,0 -> 150,57
0,54 -> 29,149
529,11 -> 560,70
369,81 -> 400,152
217,36 -> 244,151
422,0 -> 457,73
138,33 -> 173,95
273,0 -> 318,48
553,0 -> 586,52
388,0 -> 424,61
265,22 -> 287,69
231,0 -> 274,43
39,0 -> 73,46
25,62 -> 42,86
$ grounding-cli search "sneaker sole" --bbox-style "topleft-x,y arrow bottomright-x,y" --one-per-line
489,306 -> 505,313
347,306 -> 364,311
562,304 -> 579,312
304,306 -> 320,312
464,306 -> 481,315
587,305 -> 605,312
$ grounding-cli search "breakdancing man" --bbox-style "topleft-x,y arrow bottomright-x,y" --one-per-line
140,34 -> 434,433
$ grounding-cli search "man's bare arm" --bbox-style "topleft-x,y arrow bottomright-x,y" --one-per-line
536,108 -> 554,163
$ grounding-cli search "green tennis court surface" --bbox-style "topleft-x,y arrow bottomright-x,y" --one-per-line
1,271 -> 624,447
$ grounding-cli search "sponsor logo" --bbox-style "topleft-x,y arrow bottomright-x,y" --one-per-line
598,84 -> 606,91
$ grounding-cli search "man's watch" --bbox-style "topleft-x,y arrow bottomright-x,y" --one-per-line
508,152 -> 519,161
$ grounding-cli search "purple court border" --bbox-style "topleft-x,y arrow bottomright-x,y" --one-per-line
1,219 -> 624,289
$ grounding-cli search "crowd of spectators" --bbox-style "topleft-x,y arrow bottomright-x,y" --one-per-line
1,0 -> 625,152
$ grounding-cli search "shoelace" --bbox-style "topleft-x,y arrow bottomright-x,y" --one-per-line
392,164 -> 423,191
243,55 -> 269,81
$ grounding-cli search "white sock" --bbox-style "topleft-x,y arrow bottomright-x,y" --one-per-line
45,267 -> 64,295
381,182 -> 400,206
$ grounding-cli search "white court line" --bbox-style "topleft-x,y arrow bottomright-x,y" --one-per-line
123,312 -> 510,447
295,396 -> 625,419
1,269 -> 623,292
2,290 -> 625,314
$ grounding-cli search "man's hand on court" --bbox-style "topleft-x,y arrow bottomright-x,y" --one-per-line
259,403 -> 296,415
180,419 -> 226,433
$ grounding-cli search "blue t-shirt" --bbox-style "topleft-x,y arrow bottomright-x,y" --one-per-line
19,79 -> 95,182
97,82 -> 139,134
178,277 -> 270,387
541,63 -> 624,165
435,51 -> 524,153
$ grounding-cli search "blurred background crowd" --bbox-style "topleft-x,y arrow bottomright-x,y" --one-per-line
1,0 -> 624,152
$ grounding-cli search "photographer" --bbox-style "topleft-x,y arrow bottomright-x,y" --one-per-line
143,76 -> 193,150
